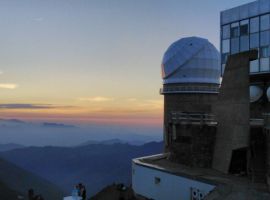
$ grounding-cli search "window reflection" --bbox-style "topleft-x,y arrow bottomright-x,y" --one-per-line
240,20 -> 249,36
260,14 -> 270,31
222,25 -> 230,39
231,22 -> 239,38
231,38 -> 239,54
250,17 -> 259,33
260,30 -> 270,46
222,39 -> 230,53
260,46 -> 269,58
222,53 -> 229,64
250,60 -> 259,73
260,58 -> 270,71
240,36 -> 249,51
250,33 -> 259,48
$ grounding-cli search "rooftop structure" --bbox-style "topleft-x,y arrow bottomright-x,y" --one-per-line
162,37 -> 220,85
221,0 -> 270,75
161,37 -> 220,95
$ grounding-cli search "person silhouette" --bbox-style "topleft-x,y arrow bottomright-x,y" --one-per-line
28,188 -> 34,200
81,185 -> 86,200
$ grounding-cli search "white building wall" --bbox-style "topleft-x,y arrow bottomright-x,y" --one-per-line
63,197 -> 82,200
132,162 -> 215,200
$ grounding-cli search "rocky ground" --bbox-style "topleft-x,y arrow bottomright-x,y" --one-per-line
90,184 -> 147,200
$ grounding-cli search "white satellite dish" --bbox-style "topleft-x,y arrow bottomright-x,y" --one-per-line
250,85 -> 263,103
266,86 -> 270,102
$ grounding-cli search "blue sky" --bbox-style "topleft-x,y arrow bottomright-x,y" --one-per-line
0,0 -> 253,125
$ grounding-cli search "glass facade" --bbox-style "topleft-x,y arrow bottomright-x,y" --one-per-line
250,59 -> 259,73
221,13 -> 270,74
250,33 -> 259,48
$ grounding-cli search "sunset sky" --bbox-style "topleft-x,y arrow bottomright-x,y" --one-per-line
0,0 -> 252,126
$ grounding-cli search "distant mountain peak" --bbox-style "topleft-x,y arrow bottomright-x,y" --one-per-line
77,138 -> 150,147
0,143 -> 24,152
42,122 -> 77,128
0,118 -> 26,124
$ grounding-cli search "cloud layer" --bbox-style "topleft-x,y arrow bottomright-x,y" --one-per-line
0,104 -> 70,109
78,96 -> 114,102
0,84 -> 18,89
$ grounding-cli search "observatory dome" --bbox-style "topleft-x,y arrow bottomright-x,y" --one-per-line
162,37 -> 221,85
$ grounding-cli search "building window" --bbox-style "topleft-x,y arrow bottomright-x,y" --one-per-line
260,58 -> 270,71
240,36 -> 249,51
250,59 -> 259,73
222,64 -> 226,75
231,22 -> 239,38
260,46 -> 269,58
222,25 -> 230,39
154,177 -> 161,185
222,39 -> 230,53
231,38 -> 239,54
222,53 -> 229,64
260,30 -> 270,46
250,17 -> 259,33
250,33 -> 259,48
240,20 -> 249,36
191,188 -> 205,200
260,14 -> 270,31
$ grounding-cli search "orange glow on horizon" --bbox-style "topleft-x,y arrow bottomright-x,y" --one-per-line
0,102 -> 163,127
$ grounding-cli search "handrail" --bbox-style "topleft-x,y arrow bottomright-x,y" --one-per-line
160,85 -> 219,94
170,112 -> 216,124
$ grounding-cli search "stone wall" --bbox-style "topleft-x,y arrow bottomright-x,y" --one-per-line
163,91 -> 217,167
168,124 -> 216,168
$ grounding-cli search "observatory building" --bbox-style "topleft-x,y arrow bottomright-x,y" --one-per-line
161,37 -> 220,168
132,37 -> 221,200
132,38 -> 270,200
132,1 -> 270,199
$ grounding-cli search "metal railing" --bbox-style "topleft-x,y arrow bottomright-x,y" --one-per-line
170,112 -> 217,125
160,85 -> 219,94
169,112 -> 270,127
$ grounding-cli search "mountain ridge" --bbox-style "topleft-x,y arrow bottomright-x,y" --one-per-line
0,141 -> 163,196
0,158 -> 65,199
0,143 -> 25,152
77,138 -> 147,146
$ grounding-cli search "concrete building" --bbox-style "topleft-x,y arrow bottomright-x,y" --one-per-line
132,1 -> 270,199
218,0 -> 270,186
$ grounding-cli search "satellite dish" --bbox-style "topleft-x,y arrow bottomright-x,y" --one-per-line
267,86 -> 270,102
250,85 -> 263,103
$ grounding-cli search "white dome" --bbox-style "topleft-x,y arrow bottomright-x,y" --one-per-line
162,37 -> 221,85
